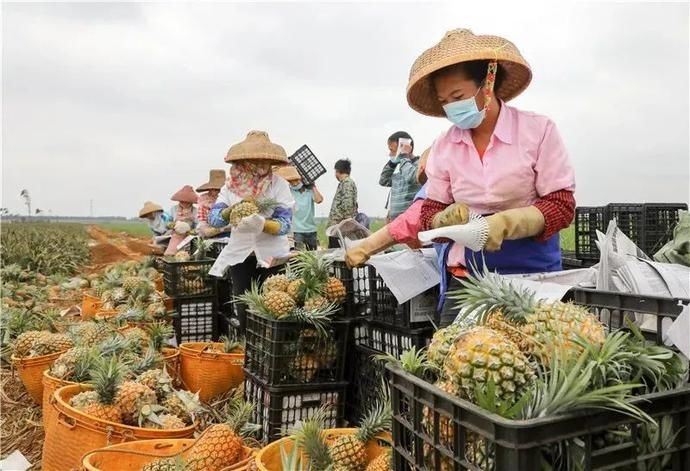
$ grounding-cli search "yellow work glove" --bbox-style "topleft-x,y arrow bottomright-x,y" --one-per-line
484,206 -> 545,251
431,202 -> 471,229
263,219 -> 282,235
345,227 -> 396,268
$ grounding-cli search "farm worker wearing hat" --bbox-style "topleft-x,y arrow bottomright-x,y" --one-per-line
207,130 -> 295,332
196,169 -> 231,238
380,131 -> 423,222
164,185 -> 199,256
138,201 -> 172,254
275,165 -> 324,251
408,29 -> 575,325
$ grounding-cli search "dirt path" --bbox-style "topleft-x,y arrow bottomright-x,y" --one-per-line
87,226 -> 156,269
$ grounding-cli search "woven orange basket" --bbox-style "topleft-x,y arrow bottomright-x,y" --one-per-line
12,351 -> 66,404
81,439 -> 256,470
161,347 -> 180,381
179,342 -> 244,402
42,370 -> 78,428
255,429 -> 391,471
42,384 -> 196,471
82,294 -> 102,319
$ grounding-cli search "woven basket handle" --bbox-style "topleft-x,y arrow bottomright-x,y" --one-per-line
57,412 -> 77,430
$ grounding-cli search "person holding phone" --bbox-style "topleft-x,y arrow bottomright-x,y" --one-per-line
379,131 -> 422,221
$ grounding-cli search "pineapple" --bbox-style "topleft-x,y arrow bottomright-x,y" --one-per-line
325,277 -> 346,304
50,346 -> 92,380
365,448 -> 391,471
329,397 -> 391,471
452,268 -> 606,363
147,322 -> 174,352
13,330 -> 47,357
227,198 -> 279,226
219,336 -> 244,354
112,287 -> 127,304
290,353 -> 320,383
73,321 -> 114,345
123,276 -> 145,293
115,380 -> 158,425
70,356 -> 125,424
304,295 -> 329,312
244,284 -> 296,318
261,273 -> 291,293
286,279 -> 305,302
70,390 -> 99,409
152,413 -> 186,430
427,323 -> 465,370
142,456 -> 187,471
136,368 -> 173,401
174,251 -> 191,262
147,302 -> 168,319
184,396 -> 255,471
29,332 -> 74,357
123,327 -> 151,351
163,390 -> 203,425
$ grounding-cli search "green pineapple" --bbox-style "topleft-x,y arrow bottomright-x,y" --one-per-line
142,456 -> 188,471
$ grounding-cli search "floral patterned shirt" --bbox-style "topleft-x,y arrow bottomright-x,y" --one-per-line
328,177 -> 358,227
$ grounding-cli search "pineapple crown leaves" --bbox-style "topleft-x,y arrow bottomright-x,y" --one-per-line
129,347 -> 164,377
147,322 -> 174,351
286,406 -> 333,471
447,263 -> 538,326
573,330 -> 635,389
279,442 -> 314,471
88,355 -> 127,405
520,349 -> 654,425
224,395 -> 260,437
474,378 -> 532,419
356,384 -> 392,442
138,403 -> 167,427
288,306 -> 334,338
171,389 -> 206,419
72,348 -> 100,383
220,335 -> 244,353
375,346 -> 434,377
234,282 -> 272,317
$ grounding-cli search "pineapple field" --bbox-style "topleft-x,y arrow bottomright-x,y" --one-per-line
1,221 -> 689,470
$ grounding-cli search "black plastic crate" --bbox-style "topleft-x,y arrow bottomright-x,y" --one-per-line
389,364 -> 690,471
366,321 -> 434,360
368,266 -> 439,328
330,260 -> 371,317
574,206 -> 607,261
606,203 -> 645,250
244,312 -> 352,386
643,203 -> 687,256
566,288 -> 689,346
172,296 -> 218,344
244,371 -> 346,443
288,144 -> 326,185
346,344 -> 388,425
160,258 -> 215,298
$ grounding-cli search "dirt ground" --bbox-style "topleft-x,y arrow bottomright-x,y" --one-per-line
87,226 -> 157,270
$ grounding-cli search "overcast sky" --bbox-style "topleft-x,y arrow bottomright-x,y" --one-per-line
2,1 -> 689,218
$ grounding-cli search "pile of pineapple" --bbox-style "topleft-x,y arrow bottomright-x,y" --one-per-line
392,268 -> 689,469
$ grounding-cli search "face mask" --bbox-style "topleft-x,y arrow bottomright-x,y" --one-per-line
442,88 -> 485,129
291,183 -> 303,191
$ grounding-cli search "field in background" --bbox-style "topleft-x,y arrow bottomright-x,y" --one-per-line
96,219 -> 575,251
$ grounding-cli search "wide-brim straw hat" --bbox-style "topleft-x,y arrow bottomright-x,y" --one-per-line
196,169 -> 226,192
225,130 -> 288,164
273,165 -> 302,183
171,185 -> 199,204
407,29 -> 532,117
138,201 -> 163,218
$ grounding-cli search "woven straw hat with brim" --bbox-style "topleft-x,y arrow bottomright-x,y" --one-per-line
138,201 -> 163,218
407,29 -> 532,117
225,130 -> 288,164
196,169 -> 226,192
171,185 -> 199,204
273,165 -> 302,183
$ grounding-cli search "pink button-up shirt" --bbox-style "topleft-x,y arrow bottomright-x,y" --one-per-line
425,103 -> 576,267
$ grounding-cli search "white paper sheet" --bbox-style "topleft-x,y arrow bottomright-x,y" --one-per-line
665,305 -> 690,359
367,249 -> 440,303
0,450 -> 32,471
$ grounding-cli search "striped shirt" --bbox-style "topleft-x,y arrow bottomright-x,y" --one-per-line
379,155 -> 422,219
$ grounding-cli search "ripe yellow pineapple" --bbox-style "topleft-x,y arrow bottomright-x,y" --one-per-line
453,268 -> 606,364
262,273 -> 291,293
74,322 -> 114,345
427,323 -> 465,370
263,290 -> 296,318
174,251 -> 191,262
70,356 -> 124,424
13,330 -> 48,357
136,369 -> 173,401
290,353 -> 320,382
325,277 -> 346,304
185,396 -> 253,471
286,279 -> 304,301
304,295 -> 329,312
29,333 -> 74,357
366,448 -> 392,471
123,276 -> 145,293
227,198 -> 279,226
115,380 -> 158,425
162,390 -> 203,425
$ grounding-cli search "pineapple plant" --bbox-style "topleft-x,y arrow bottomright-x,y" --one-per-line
123,327 -> 151,352
329,397 -> 392,471
450,267 -> 607,364
147,322 -> 174,352
262,273 -> 291,293
237,282 -> 296,319
162,390 -> 203,425
226,198 -> 279,226
70,356 -> 125,423
136,368 -> 174,401
286,407 -> 333,471
184,395 -> 257,471
115,379 -> 158,425
50,346 -> 93,380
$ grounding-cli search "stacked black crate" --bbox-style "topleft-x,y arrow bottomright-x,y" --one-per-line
159,258 -> 218,344
346,264 -> 436,424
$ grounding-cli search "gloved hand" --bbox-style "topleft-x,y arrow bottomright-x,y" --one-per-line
235,214 -> 265,234
263,219 -> 282,235
345,227 -> 396,268
484,206 -> 545,251
174,221 -> 191,235
220,207 -> 232,223
431,202 -> 471,229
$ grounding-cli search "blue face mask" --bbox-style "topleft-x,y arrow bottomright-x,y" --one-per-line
291,183 -> 303,191
442,88 -> 485,129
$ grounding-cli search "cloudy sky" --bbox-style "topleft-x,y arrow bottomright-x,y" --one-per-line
2,1 -> 688,218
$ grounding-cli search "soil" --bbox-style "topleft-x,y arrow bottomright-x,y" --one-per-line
86,226 -> 157,271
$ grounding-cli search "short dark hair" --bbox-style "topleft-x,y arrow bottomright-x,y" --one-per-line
432,60 -> 506,92
334,159 -> 351,175
387,131 -> 414,151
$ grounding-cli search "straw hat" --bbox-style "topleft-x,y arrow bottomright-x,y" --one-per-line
407,29 -> 532,117
138,201 -> 163,218
171,185 -> 199,204
196,169 -> 226,192
225,130 -> 288,164
273,165 -> 302,183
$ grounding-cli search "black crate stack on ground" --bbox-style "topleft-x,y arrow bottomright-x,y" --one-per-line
574,206 -> 607,262
159,258 -> 219,344
606,202 -> 646,249
643,203 -> 688,255
389,290 -> 690,470
329,260 -> 371,317
243,311 -> 352,441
